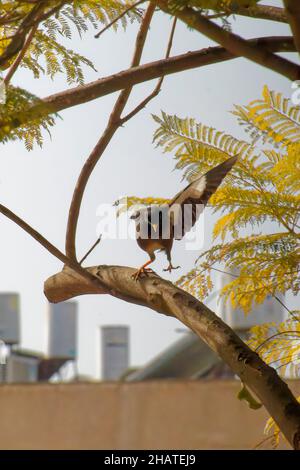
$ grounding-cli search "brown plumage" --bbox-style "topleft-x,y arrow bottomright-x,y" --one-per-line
131,155 -> 238,279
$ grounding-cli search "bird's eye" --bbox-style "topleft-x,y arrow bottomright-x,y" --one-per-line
130,211 -> 140,220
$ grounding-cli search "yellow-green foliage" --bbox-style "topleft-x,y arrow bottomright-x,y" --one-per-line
0,1 -> 141,75
176,267 -> 213,301
152,111 -> 253,181
0,85 -> 56,150
233,85 -> 300,146
22,30 -> 97,84
0,0 -> 142,148
248,312 -> 300,378
151,87 -> 300,316
263,394 -> 300,449
130,86 -> 300,378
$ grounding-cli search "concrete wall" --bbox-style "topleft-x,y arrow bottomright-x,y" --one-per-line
0,380 -> 299,450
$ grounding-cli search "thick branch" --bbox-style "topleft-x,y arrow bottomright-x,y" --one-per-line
0,2 -> 44,69
283,1 -> 300,55
155,1 -> 300,81
233,5 -> 287,23
65,3 -> 156,260
0,2 -> 70,69
0,36 -> 295,137
44,264 -> 300,449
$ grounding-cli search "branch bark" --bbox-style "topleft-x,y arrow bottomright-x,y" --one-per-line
283,0 -> 300,55
155,1 -> 300,81
119,17 -> 177,125
0,36 -> 295,137
233,5 -> 287,23
44,264 -> 300,449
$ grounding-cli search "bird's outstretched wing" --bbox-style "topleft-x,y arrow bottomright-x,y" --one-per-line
169,155 -> 238,240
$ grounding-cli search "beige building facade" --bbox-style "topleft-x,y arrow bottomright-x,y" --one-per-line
0,380 -> 299,449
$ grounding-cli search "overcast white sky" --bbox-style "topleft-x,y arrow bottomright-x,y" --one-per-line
0,1 -> 298,378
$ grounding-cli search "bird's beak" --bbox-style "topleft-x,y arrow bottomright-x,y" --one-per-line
152,223 -> 158,232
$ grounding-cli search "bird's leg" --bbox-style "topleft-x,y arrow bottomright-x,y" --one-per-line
163,251 -> 180,273
163,264 -> 180,273
131,258 -> 155,281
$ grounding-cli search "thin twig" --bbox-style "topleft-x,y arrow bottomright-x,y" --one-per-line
120,17 -> 177,124
276,357 -> 298,371
202,264 -> 299,322
255,331 -> 300,353
95,0 -> 145,38
156,0 -> 300,81
267,352 -> 300,367
4,24 -> 38,84
79,236 -> 102,265
0,203 -> 68,264
252,431 -> 280,450
0,203 -> 108,292
65,4 -> 156,260
206,13 -> 229,20
0,15 -> 23,27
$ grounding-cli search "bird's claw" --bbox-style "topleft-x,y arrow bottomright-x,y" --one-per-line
163,264 -> 181,273
131,267 -> 155,281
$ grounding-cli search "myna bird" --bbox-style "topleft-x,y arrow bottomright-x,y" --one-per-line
131,155 -> 238,280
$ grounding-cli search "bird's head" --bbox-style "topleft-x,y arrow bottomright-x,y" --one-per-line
130,210 -> 140,220
130,206 -> 149,220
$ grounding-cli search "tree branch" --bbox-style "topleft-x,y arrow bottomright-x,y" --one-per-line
0,201 -> 106,291
119,17 -> 177,125
0,203 -> 107,292
1,1 -> 299,449
0,1 -> 68,69
0,203 -> 69,265
37,1 -> 70,22
233,5 -> 287,23
283,0 -> 300,55
155,1 -> 300,81
0,36 -> 295,137
44,264 -> 300,449
65,3 -> 156,260
79,236 -> 102,265
94,0 -> 145,39
0,154 -> 299,449
4,23 -> 38,85
0,2 -> 45,69
1,197 -> 299,448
